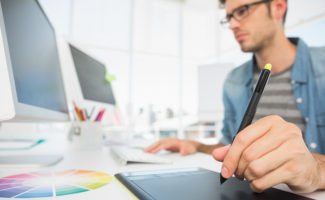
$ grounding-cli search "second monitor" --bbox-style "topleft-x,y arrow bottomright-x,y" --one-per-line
69,44 -> 116,106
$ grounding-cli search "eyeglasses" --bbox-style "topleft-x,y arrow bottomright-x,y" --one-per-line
220,0 -> 272,27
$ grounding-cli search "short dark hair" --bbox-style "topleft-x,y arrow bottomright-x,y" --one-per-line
218,0 -> 288,24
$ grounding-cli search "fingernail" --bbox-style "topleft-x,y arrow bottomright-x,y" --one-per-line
221,166 -> 228,177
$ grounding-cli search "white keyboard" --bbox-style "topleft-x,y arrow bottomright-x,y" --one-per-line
110,146 -> 172,165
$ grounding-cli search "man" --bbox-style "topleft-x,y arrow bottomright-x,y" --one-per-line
145,0 -> 325,194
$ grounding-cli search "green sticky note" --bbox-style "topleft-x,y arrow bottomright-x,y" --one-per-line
105,71 -> 116,83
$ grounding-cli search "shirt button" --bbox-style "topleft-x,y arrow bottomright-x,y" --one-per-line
310,143 -> 317,149
291,80 -> 296,84
305,117 -> 309,122
296,98 -> 302,104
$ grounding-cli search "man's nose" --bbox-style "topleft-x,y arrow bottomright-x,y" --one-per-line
229,17 -> 240,30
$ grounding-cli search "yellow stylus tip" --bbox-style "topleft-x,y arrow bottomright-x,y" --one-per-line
264,63 -> 272,71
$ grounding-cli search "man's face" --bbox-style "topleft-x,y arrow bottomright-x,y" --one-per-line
225,0 -> 277,52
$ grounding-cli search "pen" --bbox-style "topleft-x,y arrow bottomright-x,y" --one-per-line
73,101 -> 83,121
80,109 -> 86,121
97,109 -> 106,122
94,109 -> 105,122
94,111 -> 101,122
84,109 -> 90,120
220,63 -> 272,184
89,106 -> 96,119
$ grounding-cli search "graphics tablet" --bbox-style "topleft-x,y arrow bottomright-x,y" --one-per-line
115,167 -> 313,200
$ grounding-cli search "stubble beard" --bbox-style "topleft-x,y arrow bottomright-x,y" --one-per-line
239,31 -> 275,53
240,42 -> 263,53
239,34 -> 266,53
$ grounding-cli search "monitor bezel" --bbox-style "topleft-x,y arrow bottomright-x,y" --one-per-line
0,0 -> 69,122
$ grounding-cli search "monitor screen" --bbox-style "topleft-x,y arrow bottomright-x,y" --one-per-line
69,44 -> 116,105
0,0 -> 68,114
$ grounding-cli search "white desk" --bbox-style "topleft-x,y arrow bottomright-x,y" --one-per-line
0,133 -> 324,200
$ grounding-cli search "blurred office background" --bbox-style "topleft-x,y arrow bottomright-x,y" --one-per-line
39,0 -> 325,142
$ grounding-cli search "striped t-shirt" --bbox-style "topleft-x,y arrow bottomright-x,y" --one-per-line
252,66 -> 306,134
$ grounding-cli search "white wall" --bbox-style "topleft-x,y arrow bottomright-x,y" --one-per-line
39,0 -> 325,132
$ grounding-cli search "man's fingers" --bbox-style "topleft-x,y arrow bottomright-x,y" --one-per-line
144,138 -> 199,156
235,124 -> 288,179
145,139 -> 184,154
180,142 -> 189,155
249,162 -> 292,193
144,142 -> 161,153
151,145 -> 165,154
144,138 -> 180,153
212,144 -> 230,161
222,116 -> 284,178
243,141 -> 293,181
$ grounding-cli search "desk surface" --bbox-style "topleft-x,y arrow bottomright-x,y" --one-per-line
0,133 -> 324,200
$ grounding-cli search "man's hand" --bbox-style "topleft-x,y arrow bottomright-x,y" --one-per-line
144,138 -> 200,155
213,115 -> 324,193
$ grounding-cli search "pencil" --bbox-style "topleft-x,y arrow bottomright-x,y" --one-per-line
220,63 -> 272,184
73,101 -> 83,121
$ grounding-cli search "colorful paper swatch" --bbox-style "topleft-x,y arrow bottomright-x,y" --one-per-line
0,169 -> 112,198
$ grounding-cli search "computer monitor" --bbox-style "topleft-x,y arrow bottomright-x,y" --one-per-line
69,44 -> 116,106
0,0 -> 69,122
56,40 -> 119,125
0,0 -> 69,166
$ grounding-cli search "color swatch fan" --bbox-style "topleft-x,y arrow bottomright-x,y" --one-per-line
0,169 -> 112,198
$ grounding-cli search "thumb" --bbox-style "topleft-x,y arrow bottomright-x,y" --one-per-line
212,144 -> 230,162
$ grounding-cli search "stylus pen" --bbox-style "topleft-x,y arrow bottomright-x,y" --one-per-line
220,63 -> 272,184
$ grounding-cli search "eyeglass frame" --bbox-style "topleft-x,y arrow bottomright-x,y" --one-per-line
220,0 -> 272,26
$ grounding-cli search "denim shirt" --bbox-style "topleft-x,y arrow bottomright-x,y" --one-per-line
219,38 -> 325,154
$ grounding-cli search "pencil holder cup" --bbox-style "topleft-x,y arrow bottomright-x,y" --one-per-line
69,122 -> 103,150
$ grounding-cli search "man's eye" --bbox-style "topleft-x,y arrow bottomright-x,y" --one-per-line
236,7 -> 247,16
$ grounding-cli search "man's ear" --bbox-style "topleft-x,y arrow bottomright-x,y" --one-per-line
272,0 -> 287,22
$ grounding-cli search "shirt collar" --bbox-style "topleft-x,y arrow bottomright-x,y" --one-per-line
244,37 -> 310,85
241,60 -> 254,86
290,37 -> 310,83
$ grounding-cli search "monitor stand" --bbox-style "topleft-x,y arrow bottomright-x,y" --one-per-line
0,122 -> 63,168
